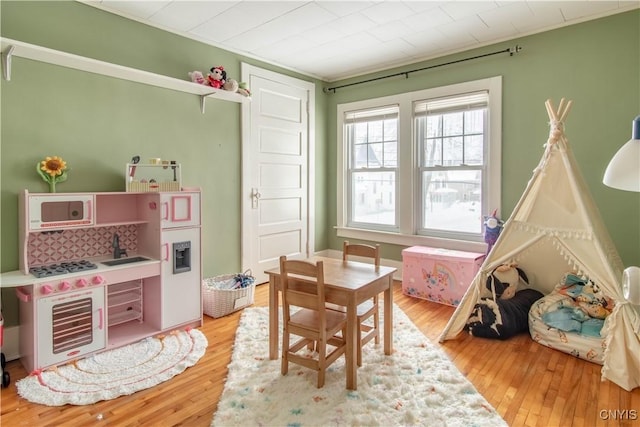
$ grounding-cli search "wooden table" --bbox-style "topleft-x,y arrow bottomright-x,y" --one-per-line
265,256 -> 397,390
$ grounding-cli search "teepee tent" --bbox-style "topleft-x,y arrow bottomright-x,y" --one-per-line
439,99 -> 640,391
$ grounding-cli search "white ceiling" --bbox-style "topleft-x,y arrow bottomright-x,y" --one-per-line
82,1 -> 639,81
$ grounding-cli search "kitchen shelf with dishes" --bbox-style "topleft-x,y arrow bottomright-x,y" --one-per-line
2,189 -> 202,372
0,37 -> 249,113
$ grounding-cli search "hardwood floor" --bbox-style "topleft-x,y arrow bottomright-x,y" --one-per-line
2,281 -> 639,426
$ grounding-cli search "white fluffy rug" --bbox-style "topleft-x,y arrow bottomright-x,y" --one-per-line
212,306 -> 506,426
16,328 -> 207,406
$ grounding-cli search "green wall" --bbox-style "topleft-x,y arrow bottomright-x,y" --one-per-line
325,10 -> 640,266
1,2 -> 638,327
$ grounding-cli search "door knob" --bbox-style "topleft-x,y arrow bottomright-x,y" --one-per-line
251,188 -> 261,209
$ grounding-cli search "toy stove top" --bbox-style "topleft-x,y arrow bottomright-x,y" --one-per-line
29,260 -> 98,278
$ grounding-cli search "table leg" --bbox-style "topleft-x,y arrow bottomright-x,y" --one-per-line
384,276 -> 393,355
345,298 -> 357,390
269,275 -> 279,360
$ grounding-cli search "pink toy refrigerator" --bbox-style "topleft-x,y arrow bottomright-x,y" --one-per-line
402,246 -> 485,306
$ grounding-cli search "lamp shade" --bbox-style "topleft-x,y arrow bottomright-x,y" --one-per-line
622,266 -> 640,305
603,115 -> 640,192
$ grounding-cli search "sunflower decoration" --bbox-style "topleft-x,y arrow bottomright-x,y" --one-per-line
37,156 -> 68,193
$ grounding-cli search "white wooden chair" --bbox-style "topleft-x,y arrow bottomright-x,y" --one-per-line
279,256 -> 348,388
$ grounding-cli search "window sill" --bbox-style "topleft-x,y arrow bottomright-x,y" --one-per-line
335,226 -> 487,254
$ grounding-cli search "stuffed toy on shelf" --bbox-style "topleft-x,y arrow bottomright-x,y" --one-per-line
207,66 -> 226,89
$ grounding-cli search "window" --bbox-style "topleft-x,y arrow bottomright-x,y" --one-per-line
345,106 -> 398,231
337,77 -> 501,252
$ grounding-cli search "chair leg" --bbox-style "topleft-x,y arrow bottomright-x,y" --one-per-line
317,339 -> 326,388
374,308 -> 380,345
357,323 -> 363,367
281,329 -> 289,376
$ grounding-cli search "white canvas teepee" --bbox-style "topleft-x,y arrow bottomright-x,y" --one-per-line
439,99 -> 640,391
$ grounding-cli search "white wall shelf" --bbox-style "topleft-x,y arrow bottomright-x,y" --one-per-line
0,37 -> 249,113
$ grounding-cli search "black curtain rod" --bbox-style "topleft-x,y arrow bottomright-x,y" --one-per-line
324,45 -> 522,93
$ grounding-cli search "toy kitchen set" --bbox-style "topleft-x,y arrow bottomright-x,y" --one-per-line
0,162 -> 202,372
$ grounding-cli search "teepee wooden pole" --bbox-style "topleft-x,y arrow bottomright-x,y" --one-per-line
545,99 -> 555,121
558,100 -> 573,123
557,98 -> 566,118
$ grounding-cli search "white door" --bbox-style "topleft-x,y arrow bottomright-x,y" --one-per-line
241,64 -> 315,284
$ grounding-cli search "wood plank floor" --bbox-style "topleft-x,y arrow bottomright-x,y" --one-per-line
2,281 -> 639,426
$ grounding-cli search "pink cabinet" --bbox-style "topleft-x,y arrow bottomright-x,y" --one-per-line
402,246 -> 485,306
160,192 -> 200,228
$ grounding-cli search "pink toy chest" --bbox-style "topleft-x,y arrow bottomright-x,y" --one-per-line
402,246 -> 485,306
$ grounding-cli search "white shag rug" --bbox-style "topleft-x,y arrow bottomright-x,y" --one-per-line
16,328 -> 207,406
212,306 -> 506,427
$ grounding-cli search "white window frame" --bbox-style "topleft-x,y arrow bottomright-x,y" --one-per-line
336,76 -> 502,253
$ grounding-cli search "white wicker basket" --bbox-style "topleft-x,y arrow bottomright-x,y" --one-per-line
202,273 -> 255,318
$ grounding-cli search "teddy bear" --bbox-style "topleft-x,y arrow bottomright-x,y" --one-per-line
207,66 -> 226,89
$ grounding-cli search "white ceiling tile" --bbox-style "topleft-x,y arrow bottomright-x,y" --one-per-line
471,21 -> 519,43
368,20 -> 414,42
402,7 -> 454,31
359,1 -> 416,24
100,0 -> 171,19
148,1 -> 238,31
479,2 -> 533,28
558,1 -> 624,21
316,1 -> 377,17
402,28 -> 449,51
190,1 -> 304,43
438,14 -> 489,39
440,1 -> 501,20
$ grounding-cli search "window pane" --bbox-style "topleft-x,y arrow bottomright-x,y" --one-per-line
368,121 -> 383,142
422,170 -> 482,233
352,171 -> 395,225
464,135 -> 483,165
442,136 -> 463,166
354,144 -> 368,168
426,115 -> 441,138
383,142 -> 397,167
464,109 -> 484,134
442,112 -> 463,136
424,138 -> 441,167
368,143 -> 383,167
384,118 -> 397,140
354,122 -> 368,144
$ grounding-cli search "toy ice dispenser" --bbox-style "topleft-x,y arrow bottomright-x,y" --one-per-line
173,241 -> 192,274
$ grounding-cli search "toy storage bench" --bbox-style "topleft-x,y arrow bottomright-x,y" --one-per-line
402,246 -> 485,306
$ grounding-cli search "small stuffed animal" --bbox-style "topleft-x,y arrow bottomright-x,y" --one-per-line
237,82 -> 251,97
483,209 -> 504,254
207,66 -> 226,89
223,78 -> 239,92
486,263 -> 529,300
188,71 -> 207,85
